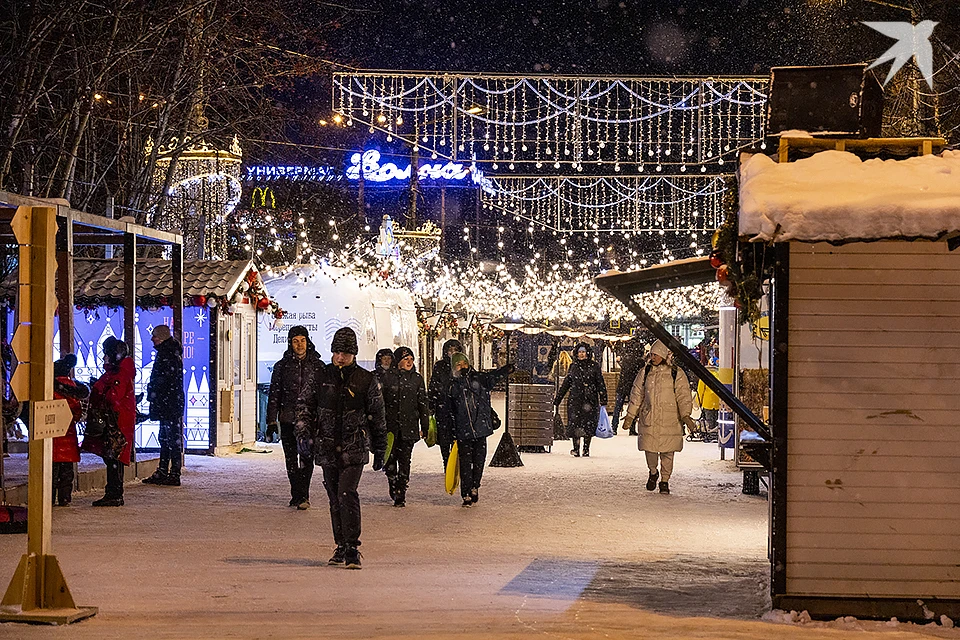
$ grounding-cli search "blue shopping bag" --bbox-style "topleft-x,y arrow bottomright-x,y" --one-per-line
595,407 -> 614,439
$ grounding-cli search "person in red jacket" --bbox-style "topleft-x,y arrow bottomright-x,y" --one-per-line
52,354 -> 89,507
82,337 -> 136,507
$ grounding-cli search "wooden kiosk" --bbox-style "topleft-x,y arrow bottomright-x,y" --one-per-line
597,136 -> 960,621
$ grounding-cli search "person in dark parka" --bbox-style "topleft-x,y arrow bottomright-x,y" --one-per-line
297,327 -> 387,570
266,325 -> 324,509
554,342 -> 608,458
446,353 -> 512,507
380,346 -> 429,507
142,324 -> 186,486
612,337 -> 647,436
428,338 -> 463,469
374,348 -> 394,381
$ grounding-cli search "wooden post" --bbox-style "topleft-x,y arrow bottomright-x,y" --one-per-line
769,242 -> 790,604
1,206 -> 97,625
123,232 -> 136,356
56,209 -> 74,361
172,244 -> 183,343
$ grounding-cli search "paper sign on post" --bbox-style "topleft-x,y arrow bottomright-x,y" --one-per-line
30,399 -> 73,440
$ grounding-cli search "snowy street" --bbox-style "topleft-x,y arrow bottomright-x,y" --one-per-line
1,430 -> 958,639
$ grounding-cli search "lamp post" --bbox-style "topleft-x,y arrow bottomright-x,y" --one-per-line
489,317 -> 525,468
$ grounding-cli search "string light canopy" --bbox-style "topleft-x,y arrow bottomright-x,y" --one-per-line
150,134 -> 243,260
481,174 -> 725,234
332,72 -> 768,171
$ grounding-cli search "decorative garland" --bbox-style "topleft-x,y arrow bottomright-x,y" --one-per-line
709,175 -> 774,327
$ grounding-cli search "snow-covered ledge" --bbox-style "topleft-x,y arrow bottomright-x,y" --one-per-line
739,149 -> 960,243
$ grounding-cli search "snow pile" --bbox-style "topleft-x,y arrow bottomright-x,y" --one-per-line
762,609 -> 960,636
739,149 -> 960,242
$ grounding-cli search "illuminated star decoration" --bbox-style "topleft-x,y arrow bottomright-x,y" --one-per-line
195,308 -> 207,328
863,20 -> 938,90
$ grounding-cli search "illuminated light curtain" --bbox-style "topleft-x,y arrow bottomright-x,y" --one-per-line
332,73 -> 768,170
151,135 -> 243,260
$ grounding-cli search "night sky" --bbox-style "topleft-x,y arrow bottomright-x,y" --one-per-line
324,0 -> 955,76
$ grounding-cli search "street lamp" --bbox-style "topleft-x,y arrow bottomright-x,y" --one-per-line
489,316 -> 525,468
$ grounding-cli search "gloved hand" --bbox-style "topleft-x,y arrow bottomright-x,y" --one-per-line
372,452 -> 385,471
296,437 -> 313,460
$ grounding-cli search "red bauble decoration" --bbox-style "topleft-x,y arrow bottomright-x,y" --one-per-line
709,252 -> 724,269
257,296 -> 270,309
715,265 -> 729,282
194,295 -> 206,307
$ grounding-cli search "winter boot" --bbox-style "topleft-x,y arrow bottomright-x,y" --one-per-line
582,439 -> 591,458
646,470 -> 659,492
328,545 -> 346,566
142,470 -> 167,485
92,496 -> 124,507
297,500 -> 311,510
393,494 -> 405,508
160,474 -> 181,487
462,497 -> 473,507
470,489 -> 479,504
344,546 -> 362,570
659,481 -> 670,494
570,437 -> 581,457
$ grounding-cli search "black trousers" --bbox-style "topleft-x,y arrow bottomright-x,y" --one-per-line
104,458 -> 124,498
457,437 -> 486,498
280,422 -> 314,503
321,464 -> 364,548
385,436 -> 415,500
158,418 -> 183,476
52,462 -> 74,504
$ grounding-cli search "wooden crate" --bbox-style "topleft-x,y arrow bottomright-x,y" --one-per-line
508,384 -> 554,447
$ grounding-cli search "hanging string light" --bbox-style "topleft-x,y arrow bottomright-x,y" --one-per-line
333,72 -> 767,170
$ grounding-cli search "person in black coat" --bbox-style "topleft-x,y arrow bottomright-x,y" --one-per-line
142,324 -> 186,485
446,353 -> 512,507
297,327 -> 387,570
380,346 -> 429,507
612,337 -> 647,436
266,325 -> 324,509
428,338 -> 463,469
554,342 -> 608,457
374,348 -> 394,381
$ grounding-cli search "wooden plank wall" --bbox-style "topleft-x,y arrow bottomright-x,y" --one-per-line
787,241 -> 960,597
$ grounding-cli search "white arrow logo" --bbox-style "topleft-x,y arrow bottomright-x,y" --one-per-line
863,21 -> 938,90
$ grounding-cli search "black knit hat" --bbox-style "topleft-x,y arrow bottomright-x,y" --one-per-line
54,354 -> 77,378
287,325 -> 310,342
331,327 -> 359,355
394,346 -> 415,364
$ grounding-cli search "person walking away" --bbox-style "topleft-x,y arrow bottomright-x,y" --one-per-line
696,367 -> 721,437
297,327 -> 386,569
611,338 -> 646,436
553,343 -> 607,458
624,340 -> 693,494
266,326 -> 324,509
428,339 -> 463,469
52,354 -> 89,507
446,353 -> 512,507
82,337 -> 136,506
374,348 -> 394,382
380,346 -> 429,507
141,325 -> 186,487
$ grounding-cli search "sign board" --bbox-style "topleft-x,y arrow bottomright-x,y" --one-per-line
30,399 -> 73,440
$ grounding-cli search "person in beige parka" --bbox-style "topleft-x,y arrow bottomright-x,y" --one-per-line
623,340 -> 693,494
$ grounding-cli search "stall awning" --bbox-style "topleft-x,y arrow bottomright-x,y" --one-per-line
595,260 -> 771,452
594,257 -> 716,296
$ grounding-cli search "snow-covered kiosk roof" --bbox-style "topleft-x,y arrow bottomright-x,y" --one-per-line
739,149 -> 960,242
737,144 -> 960,622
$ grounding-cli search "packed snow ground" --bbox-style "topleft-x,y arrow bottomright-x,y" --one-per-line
2,425 -> 959,638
